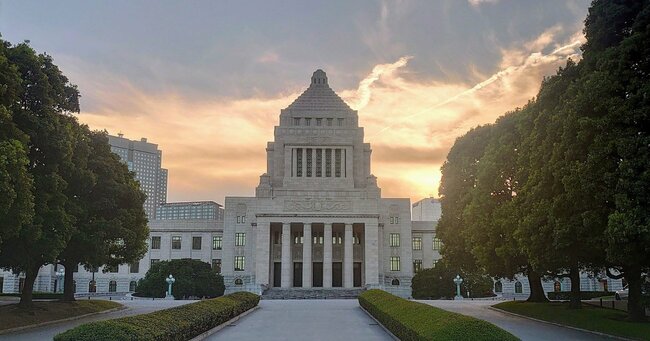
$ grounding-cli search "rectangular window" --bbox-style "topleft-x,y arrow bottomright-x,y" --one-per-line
172,236 -> 182,249
390,256 -> 400,271
234,256 -> 245,271
413,259 -> 422,273
337,118 -> 344,126
212,236 -> 222,250
235,233 -> 246,246
296,148 -> 303,177
306,148 -> 313,177
325,149 -> 332,177
151,236 -> 161,249
433,238 -> 442,251
305,118 -> 311,126
294,117 -> 301,126
212,259 -> 222,273
315,149 -> 322,177
316,118 -> 322,126
273,231 -> 281,244
389,233 -> 400,247
130,261 -> 140,273
412,237 -> 422,250
294,232 -> 303,244
335,149 -> 341,177
432,259 -> 439,268
192,236 -> 202,250
327,118 -> 333,126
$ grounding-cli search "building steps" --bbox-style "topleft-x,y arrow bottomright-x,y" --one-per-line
262,288 -> 366,300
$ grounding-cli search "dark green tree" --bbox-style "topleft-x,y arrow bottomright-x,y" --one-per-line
136,259 -> 225,299
411,260 -> 494,299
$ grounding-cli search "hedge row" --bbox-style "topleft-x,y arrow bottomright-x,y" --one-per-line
0,292 -> 64,299
359,290 -> 518,341
54,291 -> 260,341
547,291 -> 610,300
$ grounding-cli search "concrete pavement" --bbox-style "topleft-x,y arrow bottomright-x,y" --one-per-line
418,300 -> 614,340
207,299 -> 393,341
0,298 -> 196,341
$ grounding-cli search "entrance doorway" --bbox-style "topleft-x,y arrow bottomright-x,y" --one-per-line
332,262 -> 343,287
353,262 -> 362,287
293,262 -> 303,287
312,262 -> 323,287
273,262 -> 281,287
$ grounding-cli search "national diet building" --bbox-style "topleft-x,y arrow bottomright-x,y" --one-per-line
221,70 -> 416,297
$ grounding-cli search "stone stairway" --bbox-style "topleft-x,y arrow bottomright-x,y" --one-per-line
262,288 -> 366,300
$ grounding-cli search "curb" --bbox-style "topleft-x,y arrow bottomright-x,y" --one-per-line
359,306 -> 400,341
190,305 -> 260,341
488,306 -> 634,341
0,303 -> 127,335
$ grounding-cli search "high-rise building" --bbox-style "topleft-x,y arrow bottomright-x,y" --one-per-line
156,201 -> 224,220
412,197 -> 441,221
108,134 -> 168,219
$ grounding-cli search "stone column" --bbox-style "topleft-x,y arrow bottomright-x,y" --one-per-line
364,221 -> 380,287
281,222 -> 291,288
255,222 -> 271,289
302,223 -> 312,288
323,223 -> 333,288
344,223 -> 353,288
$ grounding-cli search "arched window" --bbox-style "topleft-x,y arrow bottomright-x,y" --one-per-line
234,278 -> 243,286
515,281 -> 523,294
109,280 -> 117,293
129,281 -> 137,292
554,281 -> 561,292
88,280 -> 96,293
391,278 -> 400,286
494,281 -> 502,293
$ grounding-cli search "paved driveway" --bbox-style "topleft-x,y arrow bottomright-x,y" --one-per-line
0,299 -> 195,341
207,299 -> 392,341
418,300 -> 613,341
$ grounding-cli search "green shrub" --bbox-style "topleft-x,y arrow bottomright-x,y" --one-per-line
359,289 -> 518,341
547,291 -> 611,300
136,258 -> 225,299
0,292 -> 64,299
54,291 -> 260,341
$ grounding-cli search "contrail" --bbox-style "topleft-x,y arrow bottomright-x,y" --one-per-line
367,39 -> 584,139
350,56 -> 412,110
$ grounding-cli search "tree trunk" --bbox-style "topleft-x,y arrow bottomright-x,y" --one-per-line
526,270 -> 549,302
62,261 -> 76,301
569,266 -> 582,309
625,266 -> 647,322
18,265 -> 39,308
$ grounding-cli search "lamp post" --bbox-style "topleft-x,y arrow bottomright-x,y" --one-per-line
165,274 -> 176,299
453,275 -> 464,300
56,268 -> 65,293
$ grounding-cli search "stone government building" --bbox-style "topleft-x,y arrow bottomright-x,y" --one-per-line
0,70 -> 621,298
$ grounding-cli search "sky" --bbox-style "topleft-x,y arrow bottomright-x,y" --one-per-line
0,0 -> 591,204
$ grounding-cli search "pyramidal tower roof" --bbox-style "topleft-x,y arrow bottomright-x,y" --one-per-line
285,69 -> 353,112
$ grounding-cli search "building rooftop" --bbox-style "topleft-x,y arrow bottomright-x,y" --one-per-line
285,70 -> 352,112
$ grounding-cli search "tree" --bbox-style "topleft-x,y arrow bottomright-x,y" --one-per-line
0,40 -> 80,307
136,259 -> 225,299
57,129 -> 149,301
411,260 -> 494,299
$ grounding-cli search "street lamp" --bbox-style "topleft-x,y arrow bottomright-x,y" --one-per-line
165,274 -> 176,299
453,275 -> 464,300
56,268 -> 65,293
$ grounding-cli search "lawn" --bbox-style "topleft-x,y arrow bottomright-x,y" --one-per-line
494,301 -> 650,340
0,300 -> 122,331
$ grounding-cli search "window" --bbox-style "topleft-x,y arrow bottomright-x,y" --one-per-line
294,117 -> 301,126
432,259 -> 439,268
353,233 -> 361,245
337,118 -> 344,126
236,215 -> 246,223
172,236 -> 182,249
129,281 -> 137,292
192,236 -> 202,250
335,149 -> 341,177
151,236 -> 161,249
129,261 -> 139,273
432,238 -> 442,251
389,233 -> 400,247
306,148 -> 313,177
390,257 -> 400,271
312,233 -> 323,245
495,281 -> 503,293
554,281 -> 561,292
234,256 -> 245,271
150,259 -> 160,267
412,237 -> 422,250
316,118 -> 322,126
389,216 -> 400,224
325,149 -> 332,177
212,236 -> 223,250
109,280 -> 117,293
413,259 -> 422,273
391,278 -> 400,286
332,233 -> 342,245
515,281 -> 523,294
88,280 -> 96,293
315,149 -> 322,177
296,148 -> 303,177
305,118 -> 311,126
212,259 -> 222,273
235,233 -> 246,246
294,232 -> 303,244
273,231 -> 281,244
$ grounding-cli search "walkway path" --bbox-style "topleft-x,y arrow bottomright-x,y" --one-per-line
0,299 -> 195,341
207,299 -> 392,341
418,300 -> 614,341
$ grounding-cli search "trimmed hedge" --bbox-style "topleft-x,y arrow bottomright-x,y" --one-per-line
0,292 -> 64,299
54,291 -> 260,341
359,290 -> 518,341
547,291 -> 610,300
